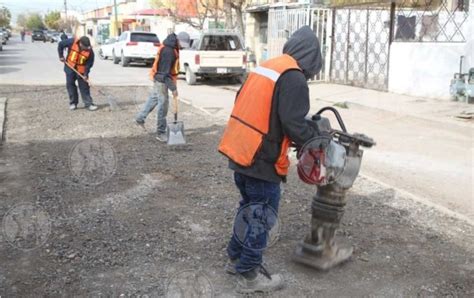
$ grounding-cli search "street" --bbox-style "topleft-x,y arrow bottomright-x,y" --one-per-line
1,35 -> 473,296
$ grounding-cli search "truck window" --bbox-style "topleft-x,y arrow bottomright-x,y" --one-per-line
130,33 -> 159,43
200,35 -> 242,51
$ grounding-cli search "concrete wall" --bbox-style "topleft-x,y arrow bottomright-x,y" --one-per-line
388,42 -> 466,99
388,6 -> 473,100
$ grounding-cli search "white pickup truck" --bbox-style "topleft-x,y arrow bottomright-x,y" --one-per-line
179,31 -> 247,85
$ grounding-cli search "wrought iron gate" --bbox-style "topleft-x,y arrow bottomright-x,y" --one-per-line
268,8 -> 332,82
331,8 -> 391,91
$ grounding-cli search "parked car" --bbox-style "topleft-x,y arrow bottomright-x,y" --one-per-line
112,31 -> 160,67
45,31 -> 57,43
50,32 -> 61,42
0,31 -> 6,46
0,27 -> 9,41
32,30 -> 46,42
99,37 -> 117,60
179,30 -> 247,85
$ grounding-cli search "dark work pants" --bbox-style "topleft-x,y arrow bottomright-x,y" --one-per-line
65,70 -> 93,107
227,172 -> 281,273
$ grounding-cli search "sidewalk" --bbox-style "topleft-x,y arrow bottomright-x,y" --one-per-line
308,83 -> 473,127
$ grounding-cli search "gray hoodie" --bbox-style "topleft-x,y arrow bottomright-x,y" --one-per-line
229,26 -> 322,183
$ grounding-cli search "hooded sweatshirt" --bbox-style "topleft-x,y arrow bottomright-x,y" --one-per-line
229,26 -> 322,183
154,33 -> 179,91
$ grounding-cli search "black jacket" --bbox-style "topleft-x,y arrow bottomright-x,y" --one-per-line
229,26 -> 323,183
154,33 -> 179,91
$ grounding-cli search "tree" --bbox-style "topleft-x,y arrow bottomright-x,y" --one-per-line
26,13 -> 45,30
151,0 -> 224,30
17,13 -> 27,28
0,6 -> 11,27
230,0 -> 245,36
44,11 -> 61,30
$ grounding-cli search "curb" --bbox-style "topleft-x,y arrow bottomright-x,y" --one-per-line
360,173 -> 474,226
0,97 -> 6,143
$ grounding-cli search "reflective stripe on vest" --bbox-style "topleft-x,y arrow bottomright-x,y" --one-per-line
218,54 -> 301,177
149,45 -> 180,82
66,38 -> 91,75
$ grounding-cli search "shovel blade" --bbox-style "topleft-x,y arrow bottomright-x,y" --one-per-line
167,121 -> 186,145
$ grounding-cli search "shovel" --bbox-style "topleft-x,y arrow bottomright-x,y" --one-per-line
63,62 -> 121,111
167,94 -> 186,145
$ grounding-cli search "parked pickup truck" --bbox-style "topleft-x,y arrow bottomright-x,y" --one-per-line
179,31 -> 247,85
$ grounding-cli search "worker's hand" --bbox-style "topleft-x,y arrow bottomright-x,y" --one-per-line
59,57 -> 65,63
172,90 -> 178,97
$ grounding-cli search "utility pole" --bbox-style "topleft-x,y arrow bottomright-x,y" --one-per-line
64,0 -> 68,32
113,0 -> 119,36
215,0 -> 218,28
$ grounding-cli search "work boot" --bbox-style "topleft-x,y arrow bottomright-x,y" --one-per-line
156,133 -> 168,143
225,258 -> 238,275
87,104 -> 98,111
134,119 -> 145,129
236,266 -> 284,294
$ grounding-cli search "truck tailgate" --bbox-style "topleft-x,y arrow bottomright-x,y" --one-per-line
199,51 -> 244,68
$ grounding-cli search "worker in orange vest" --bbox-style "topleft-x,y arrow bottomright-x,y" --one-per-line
58,36 -> 98,111
218,26 -> 323,293
135,33 -> 179,142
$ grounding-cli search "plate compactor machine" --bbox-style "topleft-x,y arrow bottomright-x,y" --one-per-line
293,107 -> 375,270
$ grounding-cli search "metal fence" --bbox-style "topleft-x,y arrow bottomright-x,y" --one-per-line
331,8 -> 391,90
394,0 -> 470,42
267,7 -> 332,81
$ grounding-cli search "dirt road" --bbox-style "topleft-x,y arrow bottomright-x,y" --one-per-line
0,85 -> 473,296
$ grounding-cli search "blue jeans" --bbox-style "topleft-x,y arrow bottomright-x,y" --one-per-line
65,70 -> 93,107
227,172 -> 281,273
135,81 -> 169,134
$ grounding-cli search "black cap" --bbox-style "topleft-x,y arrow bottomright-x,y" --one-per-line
79,36 -> 91,48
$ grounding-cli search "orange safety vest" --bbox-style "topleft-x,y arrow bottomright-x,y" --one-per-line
149,45 -> 180,82
218,54 -> 302,177
66,38 -> 91,75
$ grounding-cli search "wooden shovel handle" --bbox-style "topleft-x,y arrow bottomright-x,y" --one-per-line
173,95 -> 178,121
63,62 -> 91,86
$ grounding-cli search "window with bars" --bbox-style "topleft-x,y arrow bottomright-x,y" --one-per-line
394,0 -> 470,42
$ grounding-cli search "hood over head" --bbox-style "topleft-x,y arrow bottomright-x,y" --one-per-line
283,26 -> 322,80
163,33 -> 178,49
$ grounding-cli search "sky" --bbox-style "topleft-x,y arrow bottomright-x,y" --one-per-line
0,0 -> 116,23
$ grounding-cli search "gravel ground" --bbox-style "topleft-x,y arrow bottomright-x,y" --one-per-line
0,85 -> 473,297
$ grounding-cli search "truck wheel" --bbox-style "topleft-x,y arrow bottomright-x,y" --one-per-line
185,67 -> 197,85
120,52 -> 129,67
113,51 -> 120,64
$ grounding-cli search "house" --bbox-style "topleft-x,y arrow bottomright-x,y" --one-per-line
245,0 -> 473,99
245,1 -> 329,67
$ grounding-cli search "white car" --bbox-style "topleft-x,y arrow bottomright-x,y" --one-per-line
112,31 -> 160,67
98,37 -> 117,60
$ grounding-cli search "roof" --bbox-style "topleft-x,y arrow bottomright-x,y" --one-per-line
132,8 -> 171,16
